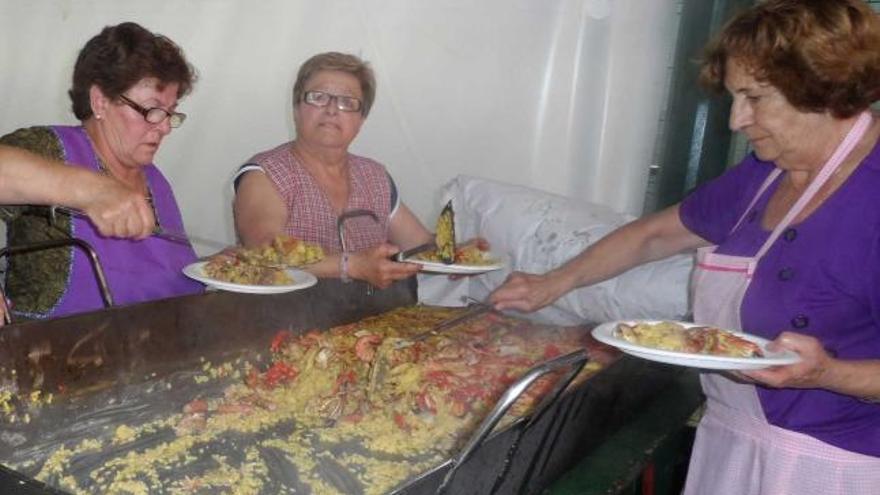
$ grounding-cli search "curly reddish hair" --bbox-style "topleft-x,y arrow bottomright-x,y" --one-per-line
69,22 -> 196,120
699,0 -> 880,118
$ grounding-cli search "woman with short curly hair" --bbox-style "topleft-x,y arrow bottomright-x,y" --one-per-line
0,22 -> 202,319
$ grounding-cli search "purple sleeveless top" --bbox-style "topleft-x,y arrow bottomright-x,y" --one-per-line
48,126 -> 201,316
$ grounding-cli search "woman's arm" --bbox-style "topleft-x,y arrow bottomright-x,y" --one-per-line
303,244 -> 421,289
302,203 -> 430,288
387,203 -> 433,249
489,204 -> 708,312
0,145 -> 154,238
233,170 -> 288,247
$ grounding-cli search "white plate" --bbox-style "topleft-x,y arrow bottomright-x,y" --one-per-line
591,320 -> 801,370
405,252 -> 505,274
182,261 -> 318,294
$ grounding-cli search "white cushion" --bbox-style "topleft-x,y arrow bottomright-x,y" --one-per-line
417,175 -> 692,325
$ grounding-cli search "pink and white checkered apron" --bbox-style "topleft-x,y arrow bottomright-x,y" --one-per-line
252,142 -> 392,253
684,111 -> 880,495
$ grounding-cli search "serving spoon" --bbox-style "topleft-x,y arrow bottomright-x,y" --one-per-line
49,205 -> 229,250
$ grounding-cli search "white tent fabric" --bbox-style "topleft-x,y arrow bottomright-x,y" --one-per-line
0,0 -> 679,254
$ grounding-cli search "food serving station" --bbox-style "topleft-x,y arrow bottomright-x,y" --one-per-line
0,279 -> 688,494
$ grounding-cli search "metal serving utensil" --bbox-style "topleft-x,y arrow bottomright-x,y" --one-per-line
367,297 -> 496,399
49,205 -> 229,250
435,349 -> 590,494
410,299 -> 494,342
394,241 -> 438,262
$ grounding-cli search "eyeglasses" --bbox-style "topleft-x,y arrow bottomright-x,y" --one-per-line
118,94 -> 187,128
303,90 -> 363,113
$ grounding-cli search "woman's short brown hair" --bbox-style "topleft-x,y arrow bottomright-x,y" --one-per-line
69,22 -> 196,120
699,0 -> 880,118
292,52 -> 376,118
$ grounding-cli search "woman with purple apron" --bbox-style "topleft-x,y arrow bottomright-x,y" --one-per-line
0,23 -> 202,319
490,2 -> 880,491
51,126 -> 200,316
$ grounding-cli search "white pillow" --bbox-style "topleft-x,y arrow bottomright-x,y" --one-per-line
417,175 -> 692,325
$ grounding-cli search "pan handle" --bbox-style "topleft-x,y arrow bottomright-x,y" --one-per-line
0,238 -> 114,323
336,209 -> 379,295
435,349 -> 589,494
336,209 -> 379,254
0,288 -> 10,325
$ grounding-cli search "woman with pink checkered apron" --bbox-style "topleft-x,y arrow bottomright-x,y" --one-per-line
233,52 -> 436,289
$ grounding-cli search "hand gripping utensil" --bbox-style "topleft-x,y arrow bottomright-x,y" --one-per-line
49,205 -> 229,250
394,241 -> 437,262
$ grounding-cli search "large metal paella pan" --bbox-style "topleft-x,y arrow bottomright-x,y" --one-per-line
0,279 -> 681,494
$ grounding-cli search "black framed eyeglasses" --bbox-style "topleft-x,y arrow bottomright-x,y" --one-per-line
303,90 -> 363,113
118,94 -> 187,128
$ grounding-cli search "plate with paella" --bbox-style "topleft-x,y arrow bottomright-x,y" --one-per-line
183,261 -> 317,294
404,245 -> 505,274
183,236 -> 323,294
591,320 -> 801,370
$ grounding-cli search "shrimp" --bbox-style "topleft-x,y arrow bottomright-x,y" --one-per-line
355,334 -> 382,362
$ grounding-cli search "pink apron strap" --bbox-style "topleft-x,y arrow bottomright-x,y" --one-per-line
730,168 -> 782,233
685,111 -> 877,495
755,111 -> 873,259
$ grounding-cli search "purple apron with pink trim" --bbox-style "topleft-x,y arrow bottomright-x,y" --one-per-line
44,126 -> 201,317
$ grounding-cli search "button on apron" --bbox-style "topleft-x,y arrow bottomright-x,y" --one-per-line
778,267 -> 795,281
783,228 -> 798,242
747,210 -> 759,223
791,314 -> 810,329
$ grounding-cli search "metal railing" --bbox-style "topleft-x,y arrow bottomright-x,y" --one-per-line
0,238 -> 113,324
